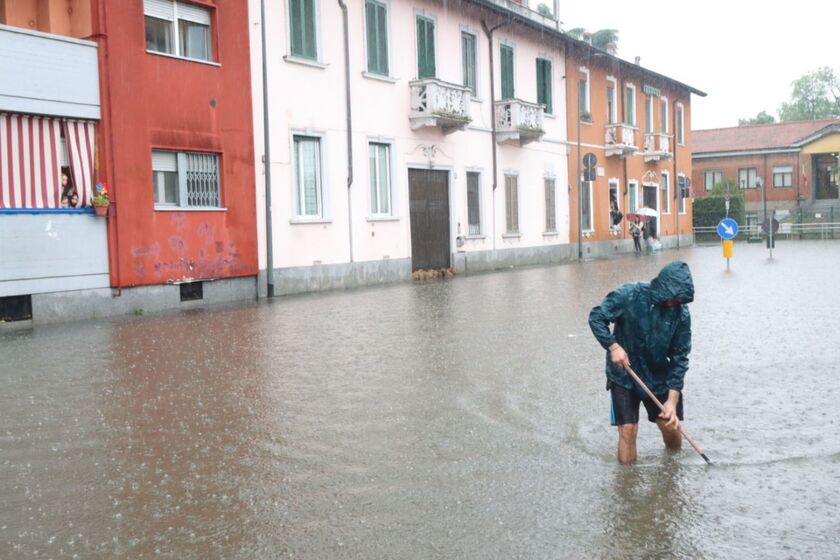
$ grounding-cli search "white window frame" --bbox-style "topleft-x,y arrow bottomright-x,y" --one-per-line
144,0 -> 215,64
285,0 -> 324,65
645,95 -> 654,133
678,173 -> 688,214
152,149 -> 223,210
581,176 -> 594,233
628,179 -> 639,213
544,172 -> 557,233
362,0 -> 392,78
504,171 -> 520,236
606,76 -> 618,124
460,25 -> 480,99
414,9 -> 438,80
661,170 -> 670,214
290,130 -> 330,222
625,83 -> 637,126
367,138 -> 395,218
660,96 -> 669,134
675,102 -> 685,145
465,167 -> 483,236
578,66 -> 591,116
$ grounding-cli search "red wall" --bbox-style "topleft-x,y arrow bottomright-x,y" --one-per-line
95,0 -> 257,287
692,152 -> 808,205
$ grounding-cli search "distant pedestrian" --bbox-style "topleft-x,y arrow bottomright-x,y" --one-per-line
630,216 -> 642,253
642,217 -> 652,253
588,261 -> 695,465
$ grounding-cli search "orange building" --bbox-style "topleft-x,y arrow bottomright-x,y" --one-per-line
565,43 -> 705,256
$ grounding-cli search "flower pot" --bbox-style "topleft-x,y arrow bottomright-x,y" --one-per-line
93,204 -> 108,217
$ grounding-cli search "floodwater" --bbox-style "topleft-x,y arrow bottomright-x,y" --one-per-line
2,242 -> 839,559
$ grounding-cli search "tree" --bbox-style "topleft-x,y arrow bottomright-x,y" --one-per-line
591,29 -> 619,51
566,28 -> 586,40
778,67 -> 840,122
536,3 -> 553,17
738,110 -> 775,126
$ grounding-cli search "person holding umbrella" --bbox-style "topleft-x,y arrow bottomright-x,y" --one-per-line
588,261 -> 694,465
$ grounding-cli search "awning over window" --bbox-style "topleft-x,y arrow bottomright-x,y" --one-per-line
0,113 -> 96,209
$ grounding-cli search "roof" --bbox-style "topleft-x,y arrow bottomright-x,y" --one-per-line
693,119 -> 840,155
461,0 -> 706,98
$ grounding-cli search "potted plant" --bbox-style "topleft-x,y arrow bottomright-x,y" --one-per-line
91,182 -> 110,217
579,111 -> 592,123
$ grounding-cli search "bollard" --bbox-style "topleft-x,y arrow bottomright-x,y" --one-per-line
723,240 -> 733,270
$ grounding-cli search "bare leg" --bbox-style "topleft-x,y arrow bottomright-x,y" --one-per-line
617,423 -> 639,465
655,418 -> 682,451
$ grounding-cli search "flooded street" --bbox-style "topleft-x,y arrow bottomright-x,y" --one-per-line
2,242 -> 840,559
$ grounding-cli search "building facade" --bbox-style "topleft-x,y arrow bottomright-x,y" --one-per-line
565,43 -> 703,257
693,119 -> 840,227
1,0 -> 259,324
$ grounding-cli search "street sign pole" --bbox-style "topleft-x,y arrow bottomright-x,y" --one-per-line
769,209 -> 775,260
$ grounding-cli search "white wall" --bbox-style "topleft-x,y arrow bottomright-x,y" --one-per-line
250,0 -> 569,273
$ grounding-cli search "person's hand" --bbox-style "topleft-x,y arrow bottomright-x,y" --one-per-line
609,343 -> 630,370
659,399 -> 680,430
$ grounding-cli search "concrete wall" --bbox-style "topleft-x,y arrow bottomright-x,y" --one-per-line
249,0 -> 570,294
0,211 -> 109,297
0,23 -> 99,119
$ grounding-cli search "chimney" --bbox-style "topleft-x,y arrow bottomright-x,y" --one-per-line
634,56 -> 641,65
606,42 -> 617,55
583,31 -> 592,45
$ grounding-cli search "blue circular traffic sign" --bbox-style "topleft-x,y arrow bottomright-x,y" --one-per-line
717,218 -> 739,240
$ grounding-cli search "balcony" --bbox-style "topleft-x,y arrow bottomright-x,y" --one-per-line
494,99 -> 545,146
643,132 -> 673,162
409,79 -> 472,134
604,123 -> 637,157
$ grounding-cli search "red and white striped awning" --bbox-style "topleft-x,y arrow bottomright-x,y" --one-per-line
0,113 -> 96,209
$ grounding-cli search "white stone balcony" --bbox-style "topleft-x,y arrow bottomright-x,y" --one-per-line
643,132 -> 673,162
604,123 -> 637,157
409,79 -> 471,134
494,99 -> 545,145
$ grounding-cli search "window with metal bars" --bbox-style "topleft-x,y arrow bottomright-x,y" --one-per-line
369,142 -> 391,215
505,174 -> 519,234
152,150 -> 221,209
544,178 -> 556,232
466,171 -> 481,235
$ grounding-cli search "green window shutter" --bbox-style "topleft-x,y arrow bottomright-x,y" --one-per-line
376,4 -> 388,75
417,17 -> 435,78
462,32 -> 476,94
290,0 -> 316,59
365,1 -> 377,72
536,59 -> 551,114
501,44 -> 514,100
366,1 -> 388,75
625,87 -> 635,125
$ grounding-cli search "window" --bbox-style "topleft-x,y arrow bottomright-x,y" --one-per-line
461,31 -> 477,95
466,171 -> 481,235
152,150 -> 221,209
645,96 -> 654,133
608,179 -> 620,230
365,0 -> 389,76
416,15 -> 436,79
704,170 -> 722,191
676,103 -> 685,144
293,135 -> 323,217
289,0 -> 318,60
773,166 -> 793,188
545,177 -> 556,232
536,58 -> 552,114
581,179 -> 593,231
606,83 -> 617,124
629,180 -> 638,212
578,68 -> 590,118
505,174 -> 519,234
660,98 -> 669,133
738,167 -> 757,189
144,0 -> 213,62
369,142 -> 391,215
661,171 -> 670,214
500,44 -> 514,100
625,85 -> 636,126
678,175 -> 687,214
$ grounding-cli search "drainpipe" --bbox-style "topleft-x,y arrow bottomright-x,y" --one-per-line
673,97 -> 679,250
481,20 -> 507,253
259,0 -> 275,297
338,0 -> 354,263
95,0 -> 122,295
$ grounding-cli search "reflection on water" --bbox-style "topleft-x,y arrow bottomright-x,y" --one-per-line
2,242 -> 840,558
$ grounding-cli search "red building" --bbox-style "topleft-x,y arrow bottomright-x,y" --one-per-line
0,0 -> 257,323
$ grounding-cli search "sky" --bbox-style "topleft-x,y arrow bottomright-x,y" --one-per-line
558,0 -> 840,131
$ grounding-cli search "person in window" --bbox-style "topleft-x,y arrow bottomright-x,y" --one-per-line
630,216 -> 643,253
60,168 -> 79,208
610,196 -> 623,230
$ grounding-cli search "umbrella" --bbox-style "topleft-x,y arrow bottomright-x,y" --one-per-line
634,206 -> 658,217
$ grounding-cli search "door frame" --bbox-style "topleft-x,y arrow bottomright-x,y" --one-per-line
406,163 -> 455,268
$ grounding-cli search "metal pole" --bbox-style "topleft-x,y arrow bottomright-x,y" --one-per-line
577,110 -> 582,261
260,0 -> 275,298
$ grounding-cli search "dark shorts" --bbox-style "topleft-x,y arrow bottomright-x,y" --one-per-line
609,383 -> 684,426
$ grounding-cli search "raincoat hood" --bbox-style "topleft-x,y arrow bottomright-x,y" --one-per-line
649,261 -> 694,305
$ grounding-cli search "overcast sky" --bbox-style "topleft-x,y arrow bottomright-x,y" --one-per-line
558,0 -> 840,131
